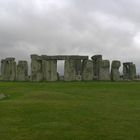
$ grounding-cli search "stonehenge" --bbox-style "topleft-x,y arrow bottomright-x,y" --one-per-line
31,54 -> 43,81
111,61 -> 121,81
0,54 -> 138,82
123,62 -> 136,80
17,61 -> 28,81
64,59 -> 83,81
82,60 -> 93,81
91,55 -> 102,80
98,60 -> 110,81
1,58 -> 16,81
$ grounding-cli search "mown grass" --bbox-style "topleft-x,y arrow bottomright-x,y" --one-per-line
0,82 -> 140,140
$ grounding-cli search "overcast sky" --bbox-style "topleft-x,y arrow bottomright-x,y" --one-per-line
0,0 -> 140,73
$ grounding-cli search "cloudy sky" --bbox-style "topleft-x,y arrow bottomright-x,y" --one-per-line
0,0 -> 140,73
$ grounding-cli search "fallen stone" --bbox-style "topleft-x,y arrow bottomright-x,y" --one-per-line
0,93 -> 9,100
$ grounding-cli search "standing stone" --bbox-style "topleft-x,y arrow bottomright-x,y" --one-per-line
82,60 -> 93,81
111,60 -> 121,81
123,62 -> 136,80
131,64 -> 136,80
1,58 -> 16,81
91,55 -> 102,80
31,54 -> 43,81
43,60 -> 57,81
64,59 -> 82,81
1,59 -> 5,80
99,60 -> 110,81
74,60 -> 82,81
16,61 -> 28,81
64,59 -> 76,81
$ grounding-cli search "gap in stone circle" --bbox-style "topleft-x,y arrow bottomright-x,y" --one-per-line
57,60 -> 65,81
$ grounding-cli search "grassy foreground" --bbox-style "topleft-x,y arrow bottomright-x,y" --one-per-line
0,82 -> 140,140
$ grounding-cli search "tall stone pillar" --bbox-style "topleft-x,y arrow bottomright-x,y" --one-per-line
31,54 -> 43,81
16,61 -> 28,81
91,55 -> 102,80
131,64 -> 136,80
1,59 -> 6,80
1,58 -> 16,81
99,60 -> 110,81
74,60 -> 82,81
64,59 -> 76,81
43,60 -> 57,81
82,60 -> 93,81
123,62 -> 136,80
111,60 -> 121,81
64,59 -> 82,81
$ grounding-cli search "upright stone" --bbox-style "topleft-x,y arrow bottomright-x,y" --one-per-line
43,60 -> 57,81
99,60 -> 110,80
131,64 -> 136,80
16,61 -> 28,81
74,60 -> 82,81
82,60 -> 93,81
64,59 -> 82,81
123,62 -> 136,80
111,60 -> 121,81
1,58 -> 16,81
31,54 -> 43,81
64,59 -> 76,81
91,55 -> 102,80
1,59 -> 6,80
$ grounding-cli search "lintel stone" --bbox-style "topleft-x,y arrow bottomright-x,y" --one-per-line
41,55 -> 88,60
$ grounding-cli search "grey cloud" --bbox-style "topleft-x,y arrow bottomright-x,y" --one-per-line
0,0 -> 140,73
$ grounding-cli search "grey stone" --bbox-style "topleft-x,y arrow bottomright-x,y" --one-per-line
64,59 -> 82,81
0,93 -> 9,100
41,55 -> 88,60
64,59 -> 76,81
74,60 -> 82,81
31,55 -> 43,81
16,61 -> 28,81
30,54 -> 88,81
43,60 -> 58,81
131,64 -> 136,80
91,55 -> 102,80
0,54 -> 138,82
99,60 -> 110,80
111,60 -> 121,81
1,58 -> 16,81
82,60 -> 93,81
123,62 -> 136,80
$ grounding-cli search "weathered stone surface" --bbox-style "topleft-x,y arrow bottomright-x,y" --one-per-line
41,55 -> 88,60
75,60 -> 82,75
123,62 -> 136,80
91,55 -> 102,80
99,60 -> 110,80
75,60 -> 82,81
82,60 -> 93,80
16,61 -> 28,81
31,54 -> 86,81
31,55 -> 43,81
91,55 -> 102,60
31,54 -> 42,60
43,60 -> 58,81
64,59 -> 82,81
1,58 -> 16,81
131,64 -> 136,80
111,60 -> 121,81
64,59 -> 76,81
0,93 -> 9,100
0,54 -> 138,82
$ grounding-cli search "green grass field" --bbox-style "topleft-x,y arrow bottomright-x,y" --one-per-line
0,82 -> 140,140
